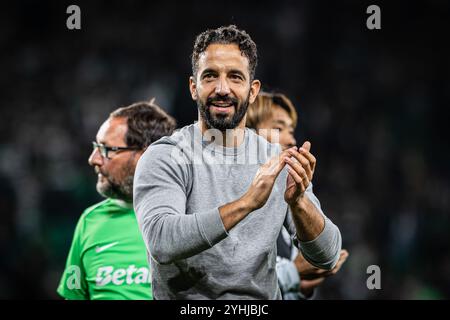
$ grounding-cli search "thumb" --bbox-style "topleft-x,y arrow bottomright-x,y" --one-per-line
302,141 -> 311,152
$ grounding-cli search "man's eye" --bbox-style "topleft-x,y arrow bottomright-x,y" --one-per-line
230,74 -> 243,81
203,74 -> 216,80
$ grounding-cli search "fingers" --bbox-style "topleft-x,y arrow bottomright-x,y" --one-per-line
265,148 -> 295,177
301,141 -> 311,152
261,144 -> 315,194
285,157 -> 309,182
333,249 -> 349,271
300,249 -> 349,280
263,150 -> 286,176
306,249 -> 349,279
286,163 -> 309,193
301,268 -> 329,280
300,278 -> 326,290
286,167 -> 303,185
299,144 -> 317,173
286,148 -> 315,181
340,249 -> 349,259
321,249 -> 349,277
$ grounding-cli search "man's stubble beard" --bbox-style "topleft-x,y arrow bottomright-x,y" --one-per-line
197,92 -> 251,131
96,162 -> 135,203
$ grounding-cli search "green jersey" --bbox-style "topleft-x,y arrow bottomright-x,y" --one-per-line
57,198 -> 152,300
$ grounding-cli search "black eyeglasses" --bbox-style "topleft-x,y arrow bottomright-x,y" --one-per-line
92,141 -> 140,159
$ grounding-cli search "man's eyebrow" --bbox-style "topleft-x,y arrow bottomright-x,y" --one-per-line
228,69 -> 246,78
97,139 -> 110,146
272,119 -> 289,126
200,68 -> 218,76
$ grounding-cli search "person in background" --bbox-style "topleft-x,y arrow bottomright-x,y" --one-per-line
247,91 -> 349,299
57,99 -> 176,300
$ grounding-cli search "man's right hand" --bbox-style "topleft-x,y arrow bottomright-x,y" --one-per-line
295,249 -> 349,298
241,147 -> 296,211
295,249 -> 349,280
219,148 -> 294,231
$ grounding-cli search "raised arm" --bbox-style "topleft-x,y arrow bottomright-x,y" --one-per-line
283,142 -> 342,270
134,144 -> 293,265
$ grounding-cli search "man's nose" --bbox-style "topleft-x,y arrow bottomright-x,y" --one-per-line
88,148 -> 103,167
215,76 -> 231,96
290,136 -> 297,147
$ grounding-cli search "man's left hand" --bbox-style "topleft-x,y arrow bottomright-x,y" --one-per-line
284,141 -> 316,206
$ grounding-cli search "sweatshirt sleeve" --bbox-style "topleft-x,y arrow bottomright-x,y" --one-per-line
133,143 -> 228,265
284,183 -> 342,270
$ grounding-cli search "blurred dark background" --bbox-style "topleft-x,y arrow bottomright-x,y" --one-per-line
1,0 -> 449,299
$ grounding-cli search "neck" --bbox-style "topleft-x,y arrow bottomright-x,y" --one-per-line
198,115 -> 246,148
111,198 -> 133,209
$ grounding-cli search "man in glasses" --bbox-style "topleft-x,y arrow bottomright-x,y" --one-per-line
57,99 -> 176,300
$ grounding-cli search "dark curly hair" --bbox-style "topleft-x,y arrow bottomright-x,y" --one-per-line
191,25 -> 258,81
110,98 -> 176,149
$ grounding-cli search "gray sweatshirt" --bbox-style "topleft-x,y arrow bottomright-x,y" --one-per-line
134,123 -> 342,300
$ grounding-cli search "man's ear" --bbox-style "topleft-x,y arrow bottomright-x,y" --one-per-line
131,149 -> 144,166
249,79 -> 261,104
189,76 -> 198,101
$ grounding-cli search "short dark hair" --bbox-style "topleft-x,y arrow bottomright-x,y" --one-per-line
110,98 -> 176,149
191,25 -> 258,81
